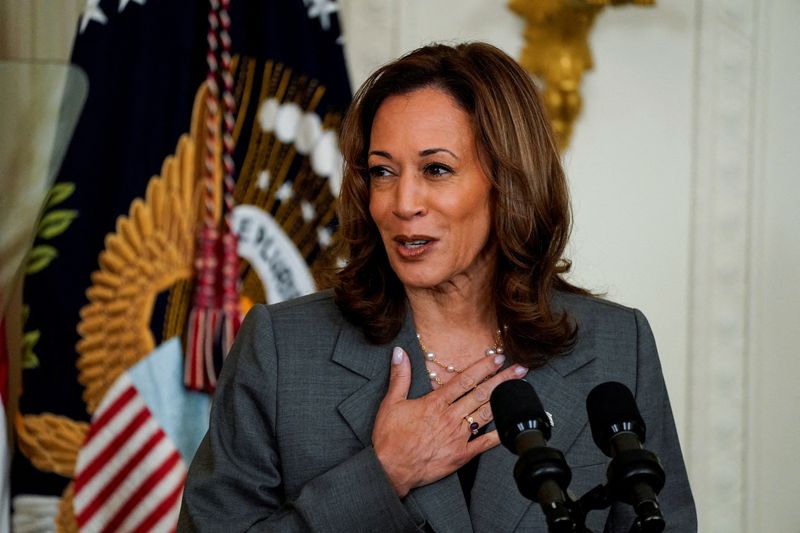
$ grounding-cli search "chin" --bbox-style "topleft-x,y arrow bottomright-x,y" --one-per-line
395,270 -> 456,291
390,267 -> 442,290
394,274 -> 435,290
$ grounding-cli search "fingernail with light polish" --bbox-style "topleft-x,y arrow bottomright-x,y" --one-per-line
392,347 -> 404,365
514,365 -> 528,376
494,354 -> 505,365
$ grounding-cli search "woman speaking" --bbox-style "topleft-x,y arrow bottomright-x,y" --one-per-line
178,42 -> 696,532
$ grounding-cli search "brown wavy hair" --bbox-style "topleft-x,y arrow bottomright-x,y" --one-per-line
333,42 -> 589,368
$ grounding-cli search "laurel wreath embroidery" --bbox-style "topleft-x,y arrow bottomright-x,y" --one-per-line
16,413 -> 89,478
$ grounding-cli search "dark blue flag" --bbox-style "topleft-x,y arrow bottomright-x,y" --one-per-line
14,0 -> 351,528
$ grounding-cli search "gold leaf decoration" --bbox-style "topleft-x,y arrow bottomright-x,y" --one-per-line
16,413 -> 89,478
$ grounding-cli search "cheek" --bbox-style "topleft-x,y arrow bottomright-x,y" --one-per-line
471,207 -> 493,243
368,194 -> 388,232
454,193 -> 492,231
447,205 -> 491,256
466,201 -> 494,251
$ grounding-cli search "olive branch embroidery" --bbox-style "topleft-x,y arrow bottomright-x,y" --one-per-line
21,181 -> 78,369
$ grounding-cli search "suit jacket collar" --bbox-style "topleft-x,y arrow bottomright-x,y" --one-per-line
331,308 -> 595,532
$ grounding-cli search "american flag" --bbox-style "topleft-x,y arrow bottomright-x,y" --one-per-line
73,372 -> 186,533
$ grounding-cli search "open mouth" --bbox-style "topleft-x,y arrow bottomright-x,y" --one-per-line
393,235 -> 436,257
402,239 -> 430,249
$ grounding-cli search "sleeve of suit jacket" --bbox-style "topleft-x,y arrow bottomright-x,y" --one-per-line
177,305 -> 421,532
604,309 -> 698,532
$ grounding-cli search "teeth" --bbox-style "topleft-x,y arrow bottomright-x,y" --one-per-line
403,240 -> 429,248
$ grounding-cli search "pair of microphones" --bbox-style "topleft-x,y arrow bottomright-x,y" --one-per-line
489,380 -> 667,533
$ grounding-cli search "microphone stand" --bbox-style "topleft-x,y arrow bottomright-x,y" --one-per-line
569,482 -> 664,533
566,444 -> 666,533
512,434 -> 583,533
511,436 -> 597,533
515,451 -> 665,533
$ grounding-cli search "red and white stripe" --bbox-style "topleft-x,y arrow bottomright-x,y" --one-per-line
74,374 -> 186,533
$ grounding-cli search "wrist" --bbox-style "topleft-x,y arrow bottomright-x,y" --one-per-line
374,445 -> 412,498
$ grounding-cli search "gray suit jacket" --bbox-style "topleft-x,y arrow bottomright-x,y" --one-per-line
178,290 -> 696,532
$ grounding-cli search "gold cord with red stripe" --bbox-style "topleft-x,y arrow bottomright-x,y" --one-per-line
185,0 -> 241,393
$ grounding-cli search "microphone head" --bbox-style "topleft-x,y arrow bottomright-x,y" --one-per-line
490,379 -> 551,452
586,381 -> 646,457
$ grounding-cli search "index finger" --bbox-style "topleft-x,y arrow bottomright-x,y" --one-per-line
449,363 -> 529,419
438,353 -> 506,405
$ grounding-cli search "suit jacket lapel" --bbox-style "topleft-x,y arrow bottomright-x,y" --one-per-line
470,345 -> 596,532
333,311 -> 427,446
332,311 -> 473,533
532,354 -> 594,453
332,321 -> 387,447
470,443 -> 530,532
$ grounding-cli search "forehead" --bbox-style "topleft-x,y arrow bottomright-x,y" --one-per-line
369,87 -> 475,149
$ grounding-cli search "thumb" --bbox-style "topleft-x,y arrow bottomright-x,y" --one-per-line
385,346 -> 411,403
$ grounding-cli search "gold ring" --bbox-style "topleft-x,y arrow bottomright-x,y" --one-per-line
464,415 -> 479,436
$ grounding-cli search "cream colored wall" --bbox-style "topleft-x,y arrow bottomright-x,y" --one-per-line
745,2 -> 800,531
3,1 -> 799,531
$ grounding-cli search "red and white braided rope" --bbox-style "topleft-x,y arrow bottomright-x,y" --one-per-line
218,0 -> 240,319
204,1 -> 220,232
185,0 -> 240,393
219,0 -> 236,233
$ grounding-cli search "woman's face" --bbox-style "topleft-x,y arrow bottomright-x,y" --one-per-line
368,87 -> 495,291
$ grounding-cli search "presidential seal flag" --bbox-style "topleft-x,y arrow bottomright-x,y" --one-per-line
13,0 -> 351,531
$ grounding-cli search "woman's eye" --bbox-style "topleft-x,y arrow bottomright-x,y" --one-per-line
368,166 -> 392,179
424,163 -> 453,177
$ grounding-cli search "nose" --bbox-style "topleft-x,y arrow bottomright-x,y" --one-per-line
392,174 -> 427,220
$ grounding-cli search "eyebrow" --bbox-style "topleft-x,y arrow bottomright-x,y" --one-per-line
367,148 -> 459,160
368,150 -> 392,159
420,148 -> 458,159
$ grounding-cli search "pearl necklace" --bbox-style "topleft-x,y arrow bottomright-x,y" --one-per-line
416,329 -> 504,386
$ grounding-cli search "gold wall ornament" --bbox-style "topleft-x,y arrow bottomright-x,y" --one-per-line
509,0 -> 654,150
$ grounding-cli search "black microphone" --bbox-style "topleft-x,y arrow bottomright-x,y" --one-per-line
586,382 -> 666,533
491,380 -> 575,533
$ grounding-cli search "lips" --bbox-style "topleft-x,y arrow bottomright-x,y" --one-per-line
393,234 -> 437,258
